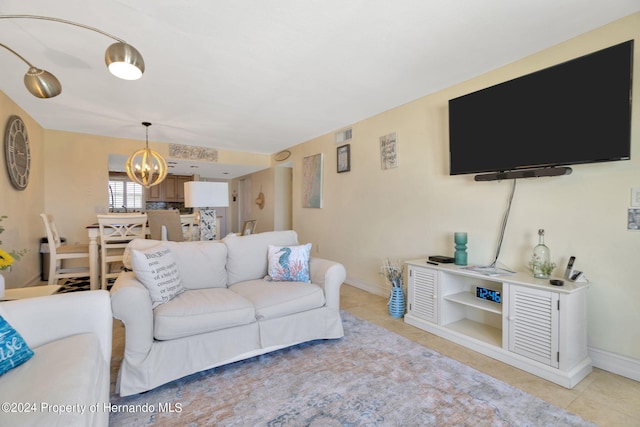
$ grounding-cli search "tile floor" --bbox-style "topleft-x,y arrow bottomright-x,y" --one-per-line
340,284 -> 640,427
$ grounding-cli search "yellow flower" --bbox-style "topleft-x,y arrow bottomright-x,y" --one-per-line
0,248 -> 15,270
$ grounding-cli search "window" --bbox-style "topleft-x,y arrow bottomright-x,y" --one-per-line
108,174 -> 143,212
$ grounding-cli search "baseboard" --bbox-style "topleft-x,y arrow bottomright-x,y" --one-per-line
344,277 -> 388,298
589,347 -> 640,382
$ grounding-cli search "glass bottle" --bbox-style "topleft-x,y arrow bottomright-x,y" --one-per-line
531,229 -> 550,278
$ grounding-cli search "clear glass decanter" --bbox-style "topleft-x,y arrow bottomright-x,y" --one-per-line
531,229 -> 551,278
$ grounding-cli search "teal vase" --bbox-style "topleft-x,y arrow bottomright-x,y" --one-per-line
388,286 -> 405,318
454,232 -> 468,266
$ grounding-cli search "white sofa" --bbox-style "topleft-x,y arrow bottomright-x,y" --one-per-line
110,230 -> 346,396
0,290 -> 112,427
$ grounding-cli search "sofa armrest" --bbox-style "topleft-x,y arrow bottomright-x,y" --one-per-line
110,271 -> 155,359
0,290 -> 112,364
309,257 -> 346,309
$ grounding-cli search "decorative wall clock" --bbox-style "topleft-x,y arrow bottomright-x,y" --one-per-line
4,115 -> 31,190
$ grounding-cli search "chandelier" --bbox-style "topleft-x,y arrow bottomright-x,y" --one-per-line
125,122 -> 168,188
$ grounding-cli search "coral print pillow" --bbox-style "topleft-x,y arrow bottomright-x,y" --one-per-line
267,244 -> 311,283
0,316 -> 34,376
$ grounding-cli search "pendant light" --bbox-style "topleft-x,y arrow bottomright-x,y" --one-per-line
0,42 -> 62,98
125,122 -> 168,188
0,15 -> 145,99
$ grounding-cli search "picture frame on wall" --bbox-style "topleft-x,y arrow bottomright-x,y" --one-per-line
302,153 -> 323,208
380,132 -> 398,169
337,144 -> 350,173
242,220 -> 257,235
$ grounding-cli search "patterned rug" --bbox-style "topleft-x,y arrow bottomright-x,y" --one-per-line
108,312 -> 595,427
57,277 -> 113,293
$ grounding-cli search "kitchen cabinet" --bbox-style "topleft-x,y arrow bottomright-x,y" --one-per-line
145,174 -> 192,202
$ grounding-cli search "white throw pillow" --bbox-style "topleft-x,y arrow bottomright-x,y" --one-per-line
131,245 -> 185,308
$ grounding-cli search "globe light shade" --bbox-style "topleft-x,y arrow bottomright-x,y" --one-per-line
125,147 -> 168,188
105,42 -> 145,80
24,67 -> 62,98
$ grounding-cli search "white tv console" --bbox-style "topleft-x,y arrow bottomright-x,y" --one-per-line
404,259 -> 592,388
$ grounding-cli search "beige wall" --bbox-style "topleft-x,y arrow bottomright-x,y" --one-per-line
288,14 -> 640,361
230,165 -> 293,234
0,92 -> 45,288
274,166 -> 293,231
237,167 -> 275,234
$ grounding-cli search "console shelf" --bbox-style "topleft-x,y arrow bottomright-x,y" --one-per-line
404,259 -> 592,389
444,318 -> 502,347
443,291 -> 502,314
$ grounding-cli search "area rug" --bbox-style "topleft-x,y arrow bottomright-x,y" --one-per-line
57,277 -> 113,293
108,312 -> 595,427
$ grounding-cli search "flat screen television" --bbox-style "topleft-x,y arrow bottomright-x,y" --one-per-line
448,40 -> 634,179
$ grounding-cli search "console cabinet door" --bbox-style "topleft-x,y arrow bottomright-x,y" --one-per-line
507,285 -> 559,368
407,266 -> 438,324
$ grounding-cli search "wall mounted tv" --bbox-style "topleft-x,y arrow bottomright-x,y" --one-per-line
448,40 -> 633,181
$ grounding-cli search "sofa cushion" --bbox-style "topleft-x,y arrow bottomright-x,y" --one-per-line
125,239 -> 228,289
224,230 -> 299,285
0,315 -> 34,375
229,279 -> 326,321
162,240 -> 228,289
130,244 -> 185,308
0,333 -> 106,427
153,288 -> 256,340
267,243 -> 311,282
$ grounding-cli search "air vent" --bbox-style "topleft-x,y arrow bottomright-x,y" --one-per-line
335,128 -> 352,144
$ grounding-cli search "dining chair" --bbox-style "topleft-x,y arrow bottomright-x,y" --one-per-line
180,214 -> 196,241
40,213 -> 91,286
147,210 -> 184,242
96,213 -> 147,290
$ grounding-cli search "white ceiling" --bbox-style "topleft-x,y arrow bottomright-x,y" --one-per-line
1,1 -> 639,177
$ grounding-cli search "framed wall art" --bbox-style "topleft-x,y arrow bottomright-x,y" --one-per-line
242,220 -> 257,235
337,144 -> 350,173
380,132 -> 398,170
302,153 -> 323,208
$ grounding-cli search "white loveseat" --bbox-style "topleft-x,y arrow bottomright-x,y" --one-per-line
110,230 -> 346,396
0,290 -> 112,427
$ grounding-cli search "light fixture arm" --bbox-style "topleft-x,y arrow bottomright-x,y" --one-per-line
0,15 -> 127,44
0,42 -> 36,68
0,14 -> 145,98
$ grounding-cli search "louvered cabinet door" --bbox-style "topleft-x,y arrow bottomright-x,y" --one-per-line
507,285 -> 559,368
407,266 -> 438,324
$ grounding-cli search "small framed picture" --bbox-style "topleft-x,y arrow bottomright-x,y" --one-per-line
628,209 -> 640,231
242,220 -> 257,235
337,144 -> 350,173
631,188 -> 640,207
380,132 -> 398,170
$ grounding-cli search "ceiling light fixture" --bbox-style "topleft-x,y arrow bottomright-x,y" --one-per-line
0,15 -> 145,98
125,122 -> 168,188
